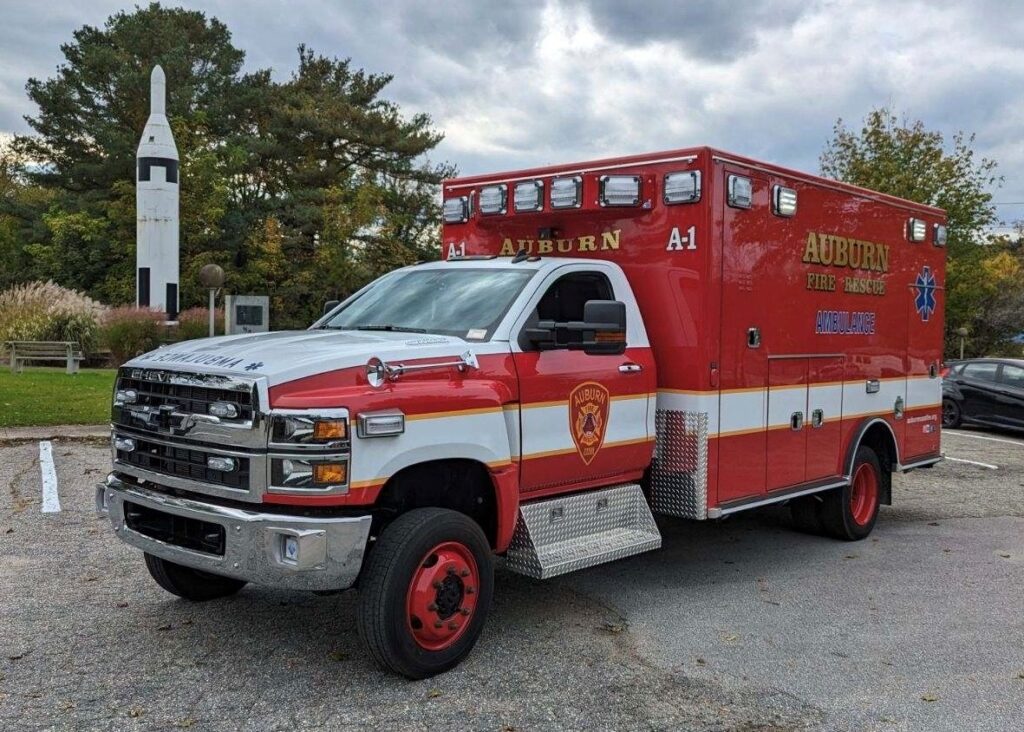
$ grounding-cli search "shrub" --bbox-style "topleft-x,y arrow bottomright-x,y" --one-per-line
174,307 -> 223,342
101,307 -> 166,364
0,281 -> 104,354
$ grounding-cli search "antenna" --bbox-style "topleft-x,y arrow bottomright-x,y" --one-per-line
511,247 -> 530,263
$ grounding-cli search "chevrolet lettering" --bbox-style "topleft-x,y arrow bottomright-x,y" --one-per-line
99,147 -> 945,679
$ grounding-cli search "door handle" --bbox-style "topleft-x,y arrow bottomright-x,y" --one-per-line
618,363 -> 643,373
811,408 -> 824,428
790,411 -> 804,430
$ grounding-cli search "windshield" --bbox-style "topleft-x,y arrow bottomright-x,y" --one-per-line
322,267 -> 535,340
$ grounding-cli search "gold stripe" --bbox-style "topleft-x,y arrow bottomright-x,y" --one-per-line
406,405 -> 504,421
520,435 -> 654,461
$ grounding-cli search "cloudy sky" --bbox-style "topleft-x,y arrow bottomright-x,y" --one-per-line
1,0 -> 1022,228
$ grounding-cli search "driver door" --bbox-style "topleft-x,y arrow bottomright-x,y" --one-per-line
512,267 -> 655,494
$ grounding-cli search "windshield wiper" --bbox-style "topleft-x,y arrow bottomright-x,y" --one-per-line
352,324 -> 428,333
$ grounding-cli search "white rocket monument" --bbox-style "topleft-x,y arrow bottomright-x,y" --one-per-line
136,65 -> 179,319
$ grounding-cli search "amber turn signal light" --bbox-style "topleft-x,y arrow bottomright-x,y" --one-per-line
312,462 -> 347,486
312,419 -> 347,440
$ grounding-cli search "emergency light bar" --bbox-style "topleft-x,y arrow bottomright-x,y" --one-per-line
479,185 -> 507,215
907,217 -> 927,242
599,175 -> 641,207
514,180 -> 544,212
727,175 -> 752,209
664,171 -> 701,204
551,176 -> 583,209
443,196 -> 470,223
772,185 -> 797,217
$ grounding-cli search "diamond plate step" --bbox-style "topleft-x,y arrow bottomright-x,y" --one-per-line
504,483 -> 661,580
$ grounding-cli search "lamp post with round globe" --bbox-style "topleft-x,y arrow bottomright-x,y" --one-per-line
198,264 -> 225,338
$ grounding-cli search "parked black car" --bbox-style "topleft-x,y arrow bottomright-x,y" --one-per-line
942,358 -> 1024,431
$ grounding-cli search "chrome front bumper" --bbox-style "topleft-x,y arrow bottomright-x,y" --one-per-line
96,474 -> 372,592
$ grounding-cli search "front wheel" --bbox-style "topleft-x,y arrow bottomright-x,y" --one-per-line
819,446 -> 883,541
144,554 -> 247,601
357,508 -> 494,679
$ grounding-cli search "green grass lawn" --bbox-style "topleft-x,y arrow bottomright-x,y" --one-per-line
0,367 -> 116,427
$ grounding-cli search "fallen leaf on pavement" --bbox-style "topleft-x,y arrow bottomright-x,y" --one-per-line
921,693 -> 939,702
427,689 -> 442,698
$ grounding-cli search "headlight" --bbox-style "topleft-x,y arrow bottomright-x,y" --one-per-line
114,389 -> 137,405
271,415 -> 349,445
271,458 -> 348,491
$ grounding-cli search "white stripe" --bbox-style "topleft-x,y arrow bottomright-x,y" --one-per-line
906,376 -> 942,409
659,376 -> 938,436
943,430 -> 1024,447
519,395 -> 649,458
944,456 -> 998,470
39,441 -> 61,513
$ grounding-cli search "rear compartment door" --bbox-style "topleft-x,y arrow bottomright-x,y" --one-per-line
766,357 -> 807,490
716,165 -> 770,502
805,356 -> 845,481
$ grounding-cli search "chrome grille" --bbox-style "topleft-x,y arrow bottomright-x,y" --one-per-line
117,435 -> 251,491
115,368 -> 256,423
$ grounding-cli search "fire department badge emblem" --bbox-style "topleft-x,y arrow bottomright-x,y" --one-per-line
569,381 -> 610,465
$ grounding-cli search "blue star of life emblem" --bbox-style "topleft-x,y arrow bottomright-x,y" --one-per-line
914,266 -> 937,322
244,361 -> 264,372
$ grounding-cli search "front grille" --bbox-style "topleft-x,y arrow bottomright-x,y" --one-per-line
124,501 -> 225,556
115,368 -> 256,422
118,436 -> 250,491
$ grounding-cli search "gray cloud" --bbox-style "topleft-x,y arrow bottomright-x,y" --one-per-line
579,0 -> 809,60
1,0 -> 1022,220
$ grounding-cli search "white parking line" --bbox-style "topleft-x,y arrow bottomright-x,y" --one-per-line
944,430 -> 1024,448
944,456 -> 999,470
39,441 -> 61,513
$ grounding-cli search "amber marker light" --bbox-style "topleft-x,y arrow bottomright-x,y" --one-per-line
312,419 -> 347,441
312,462 -> 347,486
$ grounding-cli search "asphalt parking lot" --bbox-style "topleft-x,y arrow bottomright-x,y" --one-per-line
1,429 -> 1022,731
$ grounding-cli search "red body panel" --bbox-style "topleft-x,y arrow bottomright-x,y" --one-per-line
443,146 -> 946,512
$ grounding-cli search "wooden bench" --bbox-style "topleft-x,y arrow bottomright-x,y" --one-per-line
5,341 -> 84,374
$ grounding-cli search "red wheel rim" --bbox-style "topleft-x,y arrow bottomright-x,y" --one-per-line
405,541 -> 479,651
849,462 -> 879,526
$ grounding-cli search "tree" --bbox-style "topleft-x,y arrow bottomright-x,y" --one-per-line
4,4 -> 449,327
820,107 -> 1020,356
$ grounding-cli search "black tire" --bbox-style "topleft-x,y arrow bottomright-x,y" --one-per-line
819,446 -> 883,541
790,495 -> 823,535
144,553 -> 247,601
942,398 -> 962,429
357,508 -> 494,679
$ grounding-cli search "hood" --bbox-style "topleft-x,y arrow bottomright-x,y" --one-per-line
124,329 -> 502,387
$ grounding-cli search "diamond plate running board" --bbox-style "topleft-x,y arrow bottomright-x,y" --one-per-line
503,483 -> 661,580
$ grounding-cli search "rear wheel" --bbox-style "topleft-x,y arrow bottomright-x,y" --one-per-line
819,446 -> 882,541
357,508 -> 494,679
942,398 -> 962,428
144,554 -> 247,601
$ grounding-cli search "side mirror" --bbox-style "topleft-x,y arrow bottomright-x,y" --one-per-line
525,300 -> 627,355
323,300 -> 340,316
579,300 -> 627,355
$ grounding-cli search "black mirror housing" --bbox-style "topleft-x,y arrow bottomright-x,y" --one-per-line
580,300 -> 627,355
526,300 -> 627,355
323,300 -> 340,316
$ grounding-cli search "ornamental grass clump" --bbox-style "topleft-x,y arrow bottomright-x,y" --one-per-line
0,281 -> 105,354
100,307 -> 167,364
174,307 -> 223,342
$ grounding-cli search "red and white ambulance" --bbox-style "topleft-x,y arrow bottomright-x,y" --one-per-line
98,147 -> 945,677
